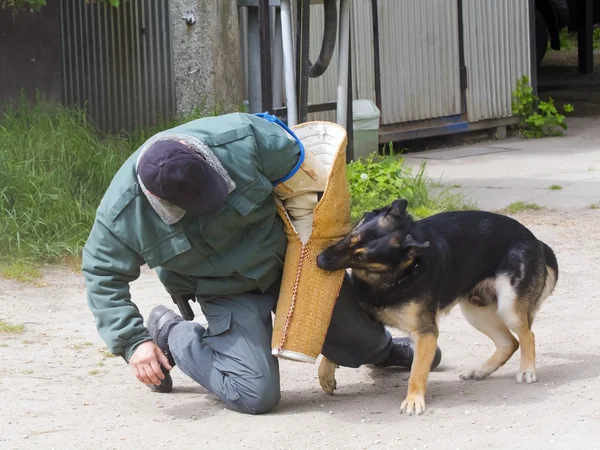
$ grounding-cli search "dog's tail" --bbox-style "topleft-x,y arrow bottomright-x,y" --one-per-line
540,241 -> 559,297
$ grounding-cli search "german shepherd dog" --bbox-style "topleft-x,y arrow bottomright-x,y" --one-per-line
316,199 -> 558,416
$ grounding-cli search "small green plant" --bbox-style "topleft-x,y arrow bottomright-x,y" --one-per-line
0,320 -> 24,334
0,343 -> 8,347
587,204 -> 600,210
21,369 -> 34,375
22,340 -> 33,345
346,153 -> 474,222
88,369 -> 100,376
549,184 -> 563,190
96,361 -> 105,367
502,201 -> 544,214
99,348 -> 117,358
72,342 -> 93,351
512,76 -> 574,138
0,262 -> 41,283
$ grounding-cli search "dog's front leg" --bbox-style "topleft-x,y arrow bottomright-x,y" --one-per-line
401,332 -> 438,416
318,356 -> 338,394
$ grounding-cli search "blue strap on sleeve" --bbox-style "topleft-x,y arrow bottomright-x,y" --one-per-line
253,112 -> 305,186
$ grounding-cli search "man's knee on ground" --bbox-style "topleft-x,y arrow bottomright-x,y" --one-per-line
236,377 -> 281,415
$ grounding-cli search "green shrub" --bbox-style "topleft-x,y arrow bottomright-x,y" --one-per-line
347,152 -> 474,222
511,76 -> 574,138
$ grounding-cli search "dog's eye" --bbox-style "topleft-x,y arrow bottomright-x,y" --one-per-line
354,253 -> 364,262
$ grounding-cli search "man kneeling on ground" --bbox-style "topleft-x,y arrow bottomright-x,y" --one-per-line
81,112 -> 442,415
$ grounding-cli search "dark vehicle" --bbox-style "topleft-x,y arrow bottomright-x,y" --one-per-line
536,0 -> 600,64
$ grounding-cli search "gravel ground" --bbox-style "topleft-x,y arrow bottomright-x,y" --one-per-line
1,209 -> 600,450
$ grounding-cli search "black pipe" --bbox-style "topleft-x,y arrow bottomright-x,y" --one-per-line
307,0 -> 338,78
370,0 -> 382,112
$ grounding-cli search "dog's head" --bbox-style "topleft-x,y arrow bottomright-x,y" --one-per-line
316,199 -> 430,282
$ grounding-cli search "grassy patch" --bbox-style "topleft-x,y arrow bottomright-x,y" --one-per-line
88,369 -> 100,376
22,339 -> 33,344
21,369 -> 33,375
347,155 -> 475,222
96,361 -> 105,367
587,204 -> 600,210
99,348 -> 117,358
0,320 -> 25,334
549,184 -> 563,191
0,94 -> 208,264
0,343 -> 8,347
0,261 -> 42,283
72,342 -> 93,351
501,201 -> 544,214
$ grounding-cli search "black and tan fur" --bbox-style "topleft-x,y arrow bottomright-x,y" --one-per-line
316,199 -> 559,416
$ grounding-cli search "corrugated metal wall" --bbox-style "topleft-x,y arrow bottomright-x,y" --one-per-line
377,0 -> 461,125
60,0 -> 175,133
462,0 -> 531,122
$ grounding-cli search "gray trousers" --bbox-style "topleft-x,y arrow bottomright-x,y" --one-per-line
168,275 -> 393,414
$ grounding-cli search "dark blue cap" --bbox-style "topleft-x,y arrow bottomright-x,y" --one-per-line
137,140 -> 228,217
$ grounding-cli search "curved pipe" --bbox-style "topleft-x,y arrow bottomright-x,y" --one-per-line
308,0 -> 338,78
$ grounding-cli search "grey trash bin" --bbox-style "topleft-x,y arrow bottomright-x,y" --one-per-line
352,99 -> 381,161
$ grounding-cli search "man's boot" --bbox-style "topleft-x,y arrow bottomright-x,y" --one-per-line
375,337 -> 442,370
146,305 -> 183,393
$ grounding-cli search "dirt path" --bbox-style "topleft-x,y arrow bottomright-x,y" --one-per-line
1,210 -> 600,450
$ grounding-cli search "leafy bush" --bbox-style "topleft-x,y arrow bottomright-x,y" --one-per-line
512,76 -> 574,138
347,152 -> 474,222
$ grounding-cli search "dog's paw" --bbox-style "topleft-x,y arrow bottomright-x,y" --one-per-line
318,357 -> 338,395
516,368 -> 537,384
400,395 -> 426,416
459,367 -> 490,381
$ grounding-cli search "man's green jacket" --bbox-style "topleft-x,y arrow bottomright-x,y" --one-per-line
81,113 -> 301,361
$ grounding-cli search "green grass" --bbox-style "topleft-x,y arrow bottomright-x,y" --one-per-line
0,320 -> 24,334
0,343 -> 8,347
72,342 -> 93,351
99,348 -> 117,358
347,155 -> 476,222
587,204 -> 600,210
556,28 -> 600,51
88,369 -> 100,376
501,201 -> 544,214
549,184 -> 563,191
0,261 -> 41,283
0,93 -> 208,267
21,369 -> 34,375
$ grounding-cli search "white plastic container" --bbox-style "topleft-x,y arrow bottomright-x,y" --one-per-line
352,99 -> 381,160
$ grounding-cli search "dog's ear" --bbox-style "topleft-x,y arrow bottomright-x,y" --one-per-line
388,199 -> 408,218
402,234 -> 429,260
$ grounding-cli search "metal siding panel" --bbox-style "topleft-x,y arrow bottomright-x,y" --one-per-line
377,0 -> 461,124
463,0 -> 531,122
351,0 -> 376,103
60,0 -> 175,133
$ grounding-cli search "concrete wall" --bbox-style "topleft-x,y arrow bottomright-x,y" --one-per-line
0,2 -> 62,106
169,0 -> 244,116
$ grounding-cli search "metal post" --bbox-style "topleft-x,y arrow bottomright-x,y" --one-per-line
296,0 -> 311,124
528,0 -> 538,96
577,0 -> 593,74
370,0 -> 382,112
346,15 -> 354,163
247,7 -> 263,112
272,7 -> 284,109
280,0 -> 297,125
259,0 -> 273,113
336,0 -> 351,130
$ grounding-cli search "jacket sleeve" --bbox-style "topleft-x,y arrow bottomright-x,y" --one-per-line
81,214 -> 151,362
246,114 -> 302,183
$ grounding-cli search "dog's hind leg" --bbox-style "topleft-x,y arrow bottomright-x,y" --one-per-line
459,300 -> 519,381
495,273 -> 543,384
318,356 -> 338,395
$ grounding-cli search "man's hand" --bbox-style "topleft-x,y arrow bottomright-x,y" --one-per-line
129,341 -> 172,386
